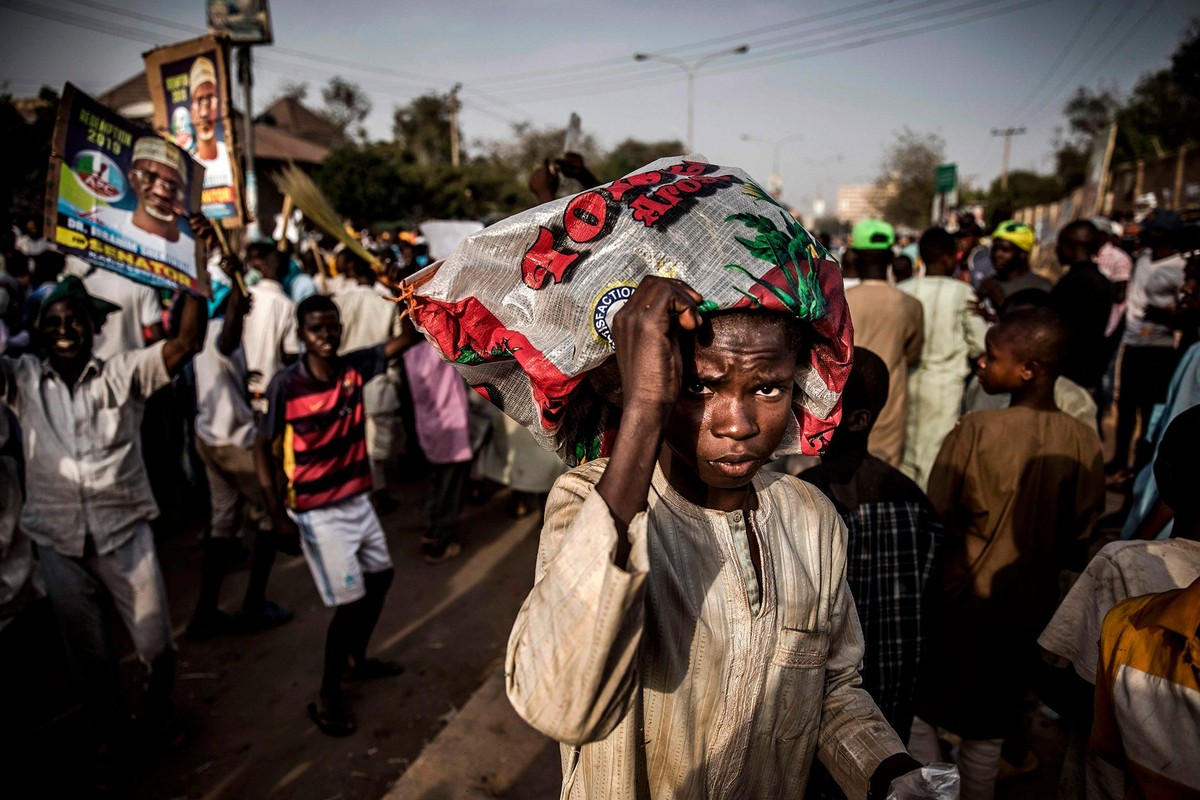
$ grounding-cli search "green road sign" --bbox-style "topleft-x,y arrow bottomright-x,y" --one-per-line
935,163 -> 957,193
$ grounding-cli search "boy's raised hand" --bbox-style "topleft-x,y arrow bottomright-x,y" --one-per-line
597,277 -> 704,553
610,276 -> 705,422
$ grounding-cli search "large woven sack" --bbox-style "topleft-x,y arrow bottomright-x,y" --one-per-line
409,155 -> 854,465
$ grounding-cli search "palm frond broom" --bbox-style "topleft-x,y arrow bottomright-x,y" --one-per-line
271,163 -> 381,272
270,163 -> 438,314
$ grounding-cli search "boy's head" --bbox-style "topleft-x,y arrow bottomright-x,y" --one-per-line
1139,209 -> 1184,260
825,347 -> 888,457
246,241 -> 284,281
990,220 -> 1034,276
32,250 -> 65,287
1154,405 -> 1200,536
1055,219 -> 1102,267
955,220 -> 982,252
919,227 -> 958,277
346,252 -> 376,285
892,254 -> 914,283
850,219 -> 894,280
976,307 -> 1066,395
296,294 -> 342,360
661,310 -> 805,497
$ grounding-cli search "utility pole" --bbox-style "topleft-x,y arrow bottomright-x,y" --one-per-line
448,83 -> 462,168
991,127 -> 1026,193
634,45 -> 749,151
239,45 -> 259,239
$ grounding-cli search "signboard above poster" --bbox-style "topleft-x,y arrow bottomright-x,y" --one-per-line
207,0 -> 273,45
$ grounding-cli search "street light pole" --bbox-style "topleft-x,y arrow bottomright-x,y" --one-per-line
448,83 -> 462,168
634,45 -> 749,151
685,70 -> 695,153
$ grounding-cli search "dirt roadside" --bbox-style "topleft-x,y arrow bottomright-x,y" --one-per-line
6,477 -> 544,800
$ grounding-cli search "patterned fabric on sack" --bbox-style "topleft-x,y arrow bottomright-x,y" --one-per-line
409,156 -> 854,465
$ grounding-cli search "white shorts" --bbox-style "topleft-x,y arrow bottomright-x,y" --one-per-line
290,494 -> 393,607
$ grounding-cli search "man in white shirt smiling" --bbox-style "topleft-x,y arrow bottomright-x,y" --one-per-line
0,274 -> 206,759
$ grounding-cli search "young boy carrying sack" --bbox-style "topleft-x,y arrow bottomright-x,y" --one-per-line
254,294 -> 415,737
406,158 -> 949,799
910,307 -> 1105,799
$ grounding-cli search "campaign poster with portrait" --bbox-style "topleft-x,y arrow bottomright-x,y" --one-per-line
207,0 -> 273,44
144,35 -> 245,227
44,84 -> 210,298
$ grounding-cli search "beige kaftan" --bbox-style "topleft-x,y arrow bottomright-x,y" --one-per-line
505,460 -> 905,800
845,280 -> 924,467
898,276 -> 987,489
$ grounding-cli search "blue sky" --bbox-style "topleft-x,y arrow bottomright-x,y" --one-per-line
2,0 -> 1195,213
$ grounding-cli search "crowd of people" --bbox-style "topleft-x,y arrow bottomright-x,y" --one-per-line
798,213 -> 1198,799
0,208 -> 569,778
1,169 -> 1198,800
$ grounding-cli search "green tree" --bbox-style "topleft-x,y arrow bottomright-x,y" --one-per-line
477,122 -> 601,201
1051,86 -> 1121,191
315,143 -> 404,224
1055,18 -> 1200,175
986,169 -> 1063,211
392,93 -> 453,165
874,127 -> 944,228
484,123 -> 599,173
319,76 -> 371,144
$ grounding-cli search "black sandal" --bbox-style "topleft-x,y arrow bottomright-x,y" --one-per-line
307,696 -> 357,737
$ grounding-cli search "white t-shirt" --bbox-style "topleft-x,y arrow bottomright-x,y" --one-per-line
82,268 -> 162,362
1038,539 -> 1200,682
243,279 -> 299,398
333,282 -> 399,353
1123,252 -> 1185,348
194,319 -> 256,449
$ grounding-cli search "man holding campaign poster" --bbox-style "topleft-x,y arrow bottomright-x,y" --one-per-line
11,88 -> 215,770
47,83 -> 209,297
145,36 -> 245,225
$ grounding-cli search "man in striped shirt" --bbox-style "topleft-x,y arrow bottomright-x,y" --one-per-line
255,293 -> 415,737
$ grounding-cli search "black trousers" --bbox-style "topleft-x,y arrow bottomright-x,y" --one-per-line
1113,345 -> 1178,471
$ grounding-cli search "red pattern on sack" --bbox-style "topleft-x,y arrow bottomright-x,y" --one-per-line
411,294 -> 582,429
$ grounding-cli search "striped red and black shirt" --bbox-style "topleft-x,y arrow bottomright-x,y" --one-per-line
259,346 -> 386,511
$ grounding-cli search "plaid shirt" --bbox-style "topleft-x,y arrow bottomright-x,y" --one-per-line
802,455 -> 942,737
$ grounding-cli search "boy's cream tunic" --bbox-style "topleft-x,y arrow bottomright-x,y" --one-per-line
506,460 -> 904,800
